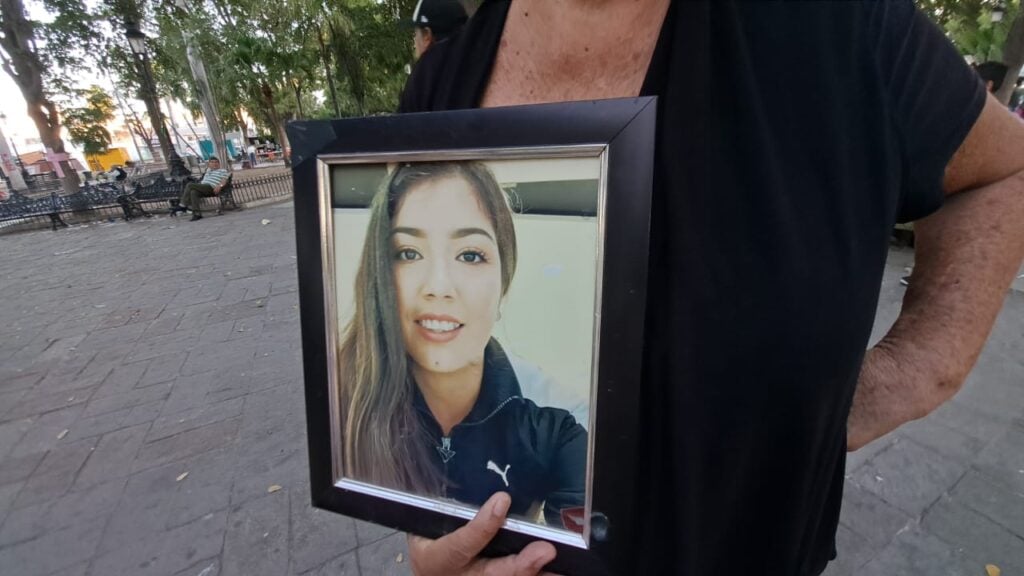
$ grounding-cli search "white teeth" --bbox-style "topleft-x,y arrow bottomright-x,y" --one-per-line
419,319 -> 460,333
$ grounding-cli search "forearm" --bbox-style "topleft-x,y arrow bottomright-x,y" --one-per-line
848,169 -> 1024,450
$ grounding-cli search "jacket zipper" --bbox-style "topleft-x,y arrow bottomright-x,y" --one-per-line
434,396 -> 523,493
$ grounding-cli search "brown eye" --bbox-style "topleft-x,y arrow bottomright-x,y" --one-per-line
457,250 -> 487,264
396,248 -> 422,261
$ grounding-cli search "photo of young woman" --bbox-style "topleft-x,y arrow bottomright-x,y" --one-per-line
336,162 -> 588,530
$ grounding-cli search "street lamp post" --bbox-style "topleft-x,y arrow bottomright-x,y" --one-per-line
124,20 -> 190,177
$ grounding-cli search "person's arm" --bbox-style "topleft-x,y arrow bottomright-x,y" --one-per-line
848,93 -> 1024,450
213,172 -> 227,194
541,417 -> 587,528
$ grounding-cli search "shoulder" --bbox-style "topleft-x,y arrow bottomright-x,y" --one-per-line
506,398 -> 586,449
509,355 -> 590,429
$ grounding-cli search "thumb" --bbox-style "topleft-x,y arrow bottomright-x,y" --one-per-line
425,492 -> 512,572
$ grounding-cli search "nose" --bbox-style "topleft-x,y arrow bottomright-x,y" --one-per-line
422,258 -> 455,300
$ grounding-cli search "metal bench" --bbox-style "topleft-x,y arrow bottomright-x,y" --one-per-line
0,182 -> 153,231
168,174 -> 238,216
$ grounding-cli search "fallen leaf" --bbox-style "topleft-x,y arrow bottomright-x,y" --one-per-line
67,396 -> 74,402
268,484 -> 282,493
57,429 -> 68,440
261,219 -> 271,225
396,553 -> 404,563
176,472 -> 189,482
986,564 -> 1001,576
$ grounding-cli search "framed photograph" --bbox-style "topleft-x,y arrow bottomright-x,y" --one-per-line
289,97 -> 655,575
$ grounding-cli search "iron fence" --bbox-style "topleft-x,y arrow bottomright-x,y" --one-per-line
0,171 -> 293,236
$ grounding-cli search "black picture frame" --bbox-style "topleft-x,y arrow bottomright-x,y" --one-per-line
288,97 -> 656,576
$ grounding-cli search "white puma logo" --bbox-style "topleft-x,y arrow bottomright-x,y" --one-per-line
486,460 -> 511,487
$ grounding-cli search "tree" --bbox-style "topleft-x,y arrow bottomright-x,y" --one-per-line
920,0 -> 1024,105
63,85 -> 117,154
0,0 -> 98,193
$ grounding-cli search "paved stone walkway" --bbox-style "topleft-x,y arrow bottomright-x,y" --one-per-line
0,202 -> 1021,576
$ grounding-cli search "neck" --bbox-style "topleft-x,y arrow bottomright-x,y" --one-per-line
414,362 -> 484,436
516,0 -> 665,25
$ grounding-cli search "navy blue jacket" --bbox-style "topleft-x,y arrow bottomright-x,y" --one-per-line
413,339 -> 587,529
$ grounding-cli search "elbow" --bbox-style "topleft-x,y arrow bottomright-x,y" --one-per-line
914,361 -> 973,419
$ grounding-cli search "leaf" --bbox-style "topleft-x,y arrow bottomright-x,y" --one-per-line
395,553 -> 404,563
267,484 -> 282,493
176,472 -> 189,482
57,429 -> 69,440
986,564 -> 1001,576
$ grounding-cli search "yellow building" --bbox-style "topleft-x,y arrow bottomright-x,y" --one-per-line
85,147 -> 131,172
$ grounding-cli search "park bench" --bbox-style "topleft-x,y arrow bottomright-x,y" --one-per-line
168,174 -> 238,216
0,182 -> 155,231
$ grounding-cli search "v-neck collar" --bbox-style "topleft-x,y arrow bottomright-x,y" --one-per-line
467,0 -> 680,108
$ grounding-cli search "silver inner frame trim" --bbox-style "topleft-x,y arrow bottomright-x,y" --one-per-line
317,144 -> 609,550
338,478 -> 587,547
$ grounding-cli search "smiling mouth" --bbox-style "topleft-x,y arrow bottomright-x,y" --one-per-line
416,319 -> 464,333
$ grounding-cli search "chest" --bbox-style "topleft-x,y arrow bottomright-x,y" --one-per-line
438,423 -> 544,512
480,0 -> 670,108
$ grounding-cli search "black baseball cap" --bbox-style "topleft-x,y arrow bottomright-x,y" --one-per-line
406,0 -> 468,34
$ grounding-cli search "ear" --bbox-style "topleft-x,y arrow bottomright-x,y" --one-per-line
422,26 -> 435,46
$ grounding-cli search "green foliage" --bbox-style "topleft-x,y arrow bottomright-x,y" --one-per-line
0,0 -> 104,97
920,0 -> 1021,62
5,0 -> 424,151
63,85 -> 117,153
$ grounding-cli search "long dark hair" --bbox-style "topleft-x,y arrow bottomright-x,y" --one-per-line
338,162 -> 517,494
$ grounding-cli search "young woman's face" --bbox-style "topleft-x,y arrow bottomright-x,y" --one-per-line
391,175 -> 503,376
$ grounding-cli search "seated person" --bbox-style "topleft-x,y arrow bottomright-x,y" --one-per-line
172,156 -> 229,221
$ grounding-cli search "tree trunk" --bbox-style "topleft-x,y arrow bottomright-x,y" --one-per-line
0,0 -> 81,195
235,110 -> 247,152
293,83 -> 305,118
126,107 -> 161,164
995,11 -> 1024,106
130,124 -> 161,163
260,80 -> 290,163
316,23 -> 341,117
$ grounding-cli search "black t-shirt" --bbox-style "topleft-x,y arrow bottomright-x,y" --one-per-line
399,1 -> 985,574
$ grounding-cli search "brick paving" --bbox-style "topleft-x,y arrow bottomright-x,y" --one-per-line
0,202 -> 1021,575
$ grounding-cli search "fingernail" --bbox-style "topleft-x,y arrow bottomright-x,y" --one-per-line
491,493 -> 511,519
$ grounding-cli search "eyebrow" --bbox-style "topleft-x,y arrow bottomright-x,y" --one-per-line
391,227 -> 495,243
